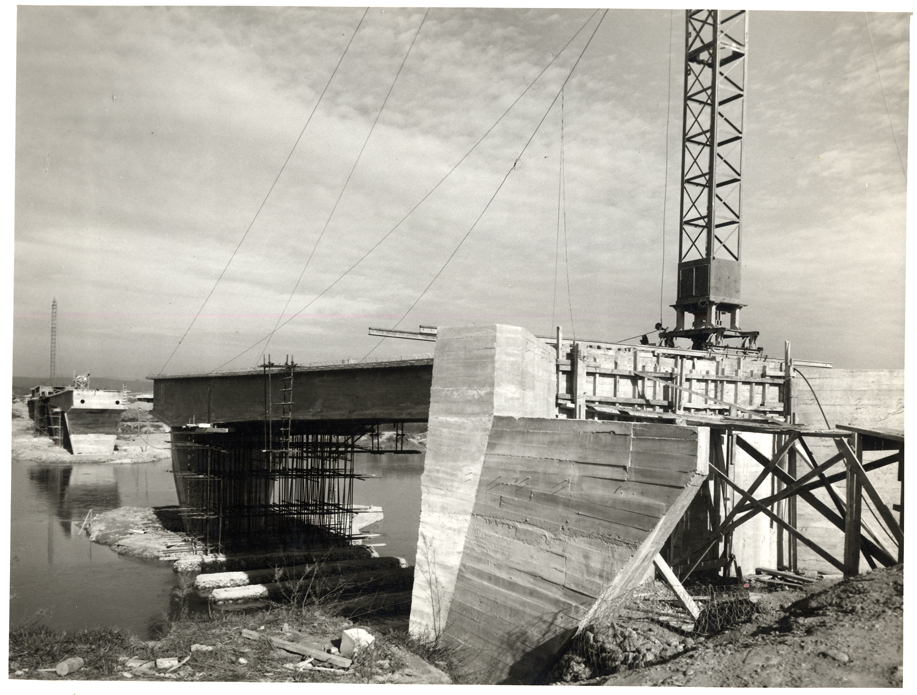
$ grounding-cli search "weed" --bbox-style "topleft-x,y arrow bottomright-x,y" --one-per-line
9,624 -> 132,676
415,531 -> 444,642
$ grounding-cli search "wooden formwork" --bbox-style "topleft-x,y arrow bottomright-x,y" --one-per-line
552,337 -> 789,421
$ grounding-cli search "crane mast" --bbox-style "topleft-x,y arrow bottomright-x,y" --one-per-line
660,9 -> 759,351
50,297 -> 58,384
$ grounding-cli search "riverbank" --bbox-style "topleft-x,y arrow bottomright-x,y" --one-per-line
11,400 -> 170,464
9,600 -> 453,684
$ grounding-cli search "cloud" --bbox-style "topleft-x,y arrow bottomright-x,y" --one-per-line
13,8 -> 908,379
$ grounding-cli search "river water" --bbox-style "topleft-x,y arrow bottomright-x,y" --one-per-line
8,451 -> 424,638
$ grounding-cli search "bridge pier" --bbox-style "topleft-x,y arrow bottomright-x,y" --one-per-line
408,325 -> 709,683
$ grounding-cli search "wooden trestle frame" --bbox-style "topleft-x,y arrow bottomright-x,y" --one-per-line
669,424 -> 904,579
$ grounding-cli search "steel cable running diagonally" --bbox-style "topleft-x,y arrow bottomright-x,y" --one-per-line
262,8 -> 431,358
864,12 -> 907,182
360,9 -> 610,362
208,10 -> 603,373
157,8 -> 370,376
551,88 -> 576,341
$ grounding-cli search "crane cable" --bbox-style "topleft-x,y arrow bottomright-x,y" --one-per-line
360,9 -> 609,361
551,88 -> 576,340
262,8 -> 430,358
157,8 -> 369,375
660,9 -> 676,324
206,10 -> 601,373
865,12 -> 907,182
560,89 -> 577,340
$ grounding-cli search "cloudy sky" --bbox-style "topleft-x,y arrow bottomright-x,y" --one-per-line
10,3 -> 910,381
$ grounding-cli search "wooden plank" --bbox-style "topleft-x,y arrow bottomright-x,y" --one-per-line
754,567 -> 818,584
240,629 -> 352,668
653,554 -> 701,620
646,376 -> 782,413
836,438 -> 904,547
836,424 -> 904,443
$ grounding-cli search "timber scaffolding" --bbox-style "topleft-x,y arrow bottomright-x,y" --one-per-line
168,357 -> 417,554
543,332 -> 904,580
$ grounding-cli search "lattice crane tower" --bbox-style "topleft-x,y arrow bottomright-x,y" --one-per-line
660,9 -> 759,352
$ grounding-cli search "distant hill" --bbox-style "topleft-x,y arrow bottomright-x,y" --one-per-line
11,376 -> 154,397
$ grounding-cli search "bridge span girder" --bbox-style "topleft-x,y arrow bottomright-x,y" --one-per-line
151,358 -> 433,427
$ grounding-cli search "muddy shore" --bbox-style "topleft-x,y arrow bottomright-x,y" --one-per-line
10,399 -> 171,464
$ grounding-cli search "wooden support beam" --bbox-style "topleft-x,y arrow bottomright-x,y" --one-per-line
677,433 -> 795,574
836,438 -> 904,548
899,446 -> 905,563
710,462 -> 846,573
654,554 -> 701,620
788,445 -> 798,571
793,445 -> 896,564
736,451 -> 843,517
241,629 -> 352,668
844,434 -> 863,577
727,434 -> 799,516
680,442 -> 844,574
736,435 -> 896,567
790,451 -> 898,494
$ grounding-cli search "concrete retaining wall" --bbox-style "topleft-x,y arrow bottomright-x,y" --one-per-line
409,324 -> 709,684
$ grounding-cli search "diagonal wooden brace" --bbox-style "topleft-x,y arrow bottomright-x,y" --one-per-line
835,439 -> 903,548
710,462 -> 845,572
736,435 -> 896,567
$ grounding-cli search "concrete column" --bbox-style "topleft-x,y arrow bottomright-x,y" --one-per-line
409,325 -> 554,639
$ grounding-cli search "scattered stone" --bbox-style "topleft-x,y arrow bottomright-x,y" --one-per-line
283,659 -> 313,672
191,644 -> 214,652
156,658 -> 180,670
823,649 -> 850,664
376,659 -> 391,670
685,668 -> 695,676
341,628 -> 375,658
238,658 -> 248,665
55,657 -> 84,676
122,672 -> 133,678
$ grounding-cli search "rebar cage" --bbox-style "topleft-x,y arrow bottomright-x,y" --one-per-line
171,420 -> 375,554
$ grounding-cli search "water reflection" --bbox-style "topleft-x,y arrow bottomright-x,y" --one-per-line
9,456 -> 179,637
27,464 -> 119,538
9,448 -> 425,636
353,452 -> 424,566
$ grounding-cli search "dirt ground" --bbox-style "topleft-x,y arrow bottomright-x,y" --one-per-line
600,564 -> 904,687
